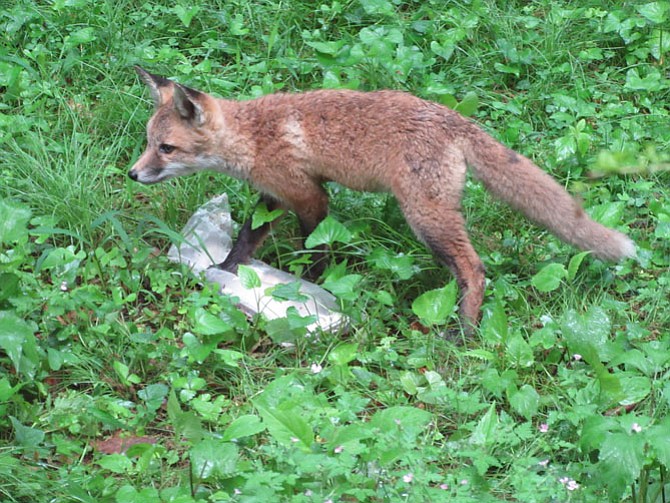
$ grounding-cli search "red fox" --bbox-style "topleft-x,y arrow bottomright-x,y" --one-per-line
129,66 -> 635,328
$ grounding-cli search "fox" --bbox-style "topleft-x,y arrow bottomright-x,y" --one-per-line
128,66 -> 636,329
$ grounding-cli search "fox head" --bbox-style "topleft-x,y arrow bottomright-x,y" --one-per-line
128,66 -> 222,184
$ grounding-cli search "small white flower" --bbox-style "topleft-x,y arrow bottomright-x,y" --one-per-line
60,281 -> 69,292
439,483 -> 449,490
403,473 -> 413,483
234,488 -> 242,495
566,480 -> 580,491
334,445 -> 344,454
460,479 -> 468,485
310,363 -> 323,374
539,459 -> 550,467
539,423 -> 549,433
631,422 -> 642,433
573,353 -> 582,361
290,436 -> 300,443
559,477 -> 569,485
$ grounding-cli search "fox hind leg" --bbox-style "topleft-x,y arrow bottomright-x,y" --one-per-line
402,204 -> 486,330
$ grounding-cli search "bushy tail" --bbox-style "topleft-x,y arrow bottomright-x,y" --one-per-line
464,129 -> 636,261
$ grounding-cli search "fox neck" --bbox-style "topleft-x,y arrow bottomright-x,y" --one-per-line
201,98 -> 256,181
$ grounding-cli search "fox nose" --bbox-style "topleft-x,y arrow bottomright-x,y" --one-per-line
128,169 -> 138,181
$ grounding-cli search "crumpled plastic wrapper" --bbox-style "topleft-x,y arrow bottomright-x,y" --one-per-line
167,194 -> 347,334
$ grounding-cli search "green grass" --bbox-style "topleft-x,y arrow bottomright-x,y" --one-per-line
1,0 -> 670,501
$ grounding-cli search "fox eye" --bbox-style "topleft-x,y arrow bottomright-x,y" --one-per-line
159,144 -> 175,154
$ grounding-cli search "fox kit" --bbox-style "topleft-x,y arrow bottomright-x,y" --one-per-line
129,66 -> 635,328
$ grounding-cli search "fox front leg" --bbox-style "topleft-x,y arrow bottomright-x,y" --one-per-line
217,194 -> 284,273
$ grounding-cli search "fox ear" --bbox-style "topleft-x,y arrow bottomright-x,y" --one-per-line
134,65 -> 171,107
173,83 -> 206,126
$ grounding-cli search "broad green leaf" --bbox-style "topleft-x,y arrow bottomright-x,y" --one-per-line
222,415 -> 266,441
331,424 -> 373,455
0,312 -> 39,378
610,348 -> 656,376
648,420 -> 670,469
430,40 -> 455,61
322,273 -> 362,300
182,332 -> 215,363
0,199 -> 31,245
64,27 -> 96,48
437,93 -> 458,108
254,403 -> 314,450
399,371 -> 421,395
481,299 -> 508,343
0,378 -> 20,401
328,343 -> 358,366
624,68 -> 663,92
237,264 -> 261,289
505,333 -> 534,368
192,308 -> 233,336
508,385 -> 540,420
138,383 -> 169,412
47,348 -> 63,371
215,349 -> 244,367
253,375 -> 309,409
229,13 -> 249,36
304,40 -> 345,55
264,307 -> 314,344
359,0 -> 394,15
599,432 -> 645,501
173,5 -> 200,28
580,415 -> 619,452
637,2 -> 669,24
554,135 -> 576,161
494,62 -> 520,76
168,390 -> 204,442
305,216 -> 352,248
370,406 -> 432,440
0,273 -> 20,301
465,349 -> 497,362
113,361 -> 130,381
567,251 -> 590,280
531,263 -> 567,292
480,369 -> 506,397
267,281 -> 308,302
115,485 -> 159,503
40,245 -> 85,270
597,368 -> 624,404
588,201 -> 626,228
560,307 -> 612,362
264,317 -> 301,345
368,248 -> 416,280
470,403 -> 498,446
98,454 -> 133,474
411,281 -> 457,325
10,416 -> 44,447
251,202 -> 284,230
190,440 -> 238,479
454,91 -> 479,117
617,374 -> 651,406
